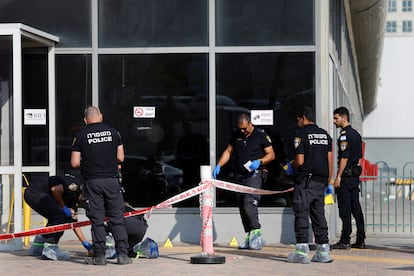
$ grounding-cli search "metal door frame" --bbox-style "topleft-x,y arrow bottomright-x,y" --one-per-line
0,24 -> 58,250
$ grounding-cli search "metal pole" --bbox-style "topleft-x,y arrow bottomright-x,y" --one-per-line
190,165 -> 225,264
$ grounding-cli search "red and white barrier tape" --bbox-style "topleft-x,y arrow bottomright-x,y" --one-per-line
155,181 -> 212,209
0,206 -> 153,241
207,179 -> 294,195
0,178 -> 292,241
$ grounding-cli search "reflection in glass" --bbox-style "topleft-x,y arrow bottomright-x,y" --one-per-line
0,0 -> 91,47
175,121 -> 209,206
99,0 -> 208,47
55,55 -> 92,175
0,36 -> 13,166
22,51 -> 49,167
99,54 -> 208,207
215,52 -> 315,207
216,0 -> 314,46
0,174 -> 15,243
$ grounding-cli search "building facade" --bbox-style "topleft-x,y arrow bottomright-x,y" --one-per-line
0,0 -> 385,249
364,0 -> 414,175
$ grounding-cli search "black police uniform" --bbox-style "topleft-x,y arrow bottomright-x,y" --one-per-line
72,122 -> 129,257
24,175 -> 82,244
336,125 -> 365,244
229,126 -> 272,232
107,205 -> 148,257
292,124 -> 332,244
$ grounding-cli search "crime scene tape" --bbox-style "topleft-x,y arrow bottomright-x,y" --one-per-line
0,206 -> 153,241
155,181 -> 212,208
0,178 -> 293,241
208,179 -> 294,195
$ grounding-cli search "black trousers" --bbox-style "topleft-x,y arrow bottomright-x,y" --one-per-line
125,215 -> 148,253
336,177 -> 365,244
24,187 -> 74,244
108,206 -> 148,254
236,172 -> 262,233
292,178 -> 329,244
83,178 -> 129,257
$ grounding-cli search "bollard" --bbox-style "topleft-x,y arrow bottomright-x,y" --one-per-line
23,187 -> 31,246
190,165 -> 225,264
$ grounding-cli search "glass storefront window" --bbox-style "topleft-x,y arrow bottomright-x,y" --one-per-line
0,0 -> 91,47
215,52 -> 315,207
216,0 -> 314,46
0,174 -> 15,242
22,51 -> 49,167
55,55 -> 92,175
99,0 -> 208,47
99,54 -> 209,207
0,36 -> 13,166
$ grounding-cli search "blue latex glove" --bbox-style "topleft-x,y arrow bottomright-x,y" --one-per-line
249,160 -> 261,171
212,165 -> 221,179
62,205 -> 72,217
284,161 -> 294,176
324,185 -> 333,196
82,240 -> 93,251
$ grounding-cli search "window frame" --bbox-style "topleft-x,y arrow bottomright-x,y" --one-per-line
403,0 -> 412,12
403,20 -> 413,32
388,0 -> 397,12
386,21 -> 398,33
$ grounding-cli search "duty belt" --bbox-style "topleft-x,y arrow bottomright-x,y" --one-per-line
305,173 -> 312,191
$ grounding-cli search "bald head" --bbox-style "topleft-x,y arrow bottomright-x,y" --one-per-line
84,106 -> 103,124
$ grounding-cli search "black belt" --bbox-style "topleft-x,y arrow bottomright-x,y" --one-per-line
310,175 -> 328,183
237,169 -> 262,176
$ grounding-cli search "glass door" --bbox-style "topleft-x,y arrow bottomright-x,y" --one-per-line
0,24 -> 58,250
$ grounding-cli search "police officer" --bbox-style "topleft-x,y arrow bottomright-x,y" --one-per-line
287,107 -> 333,264
71,106 -> 131,265
332,106 -> 366,249
124,204 -> 148,256
106,203 -> 148,258
86,201 -> 148,259
212,113 -> 275,250
24,174 -> 93,260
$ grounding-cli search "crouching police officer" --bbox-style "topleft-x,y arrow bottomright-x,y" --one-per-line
287,107 -> 334,264
25,174 -> 93,260
104,203 -> 148,258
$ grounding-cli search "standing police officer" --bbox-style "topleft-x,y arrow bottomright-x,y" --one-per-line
71,106 -> 131,265
287,107 -> 333,264
212,113 -> 275,250
332,106 -> 366,249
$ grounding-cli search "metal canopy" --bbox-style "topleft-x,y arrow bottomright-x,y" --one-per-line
0,23 -> 59,47
346,0 -> 387,114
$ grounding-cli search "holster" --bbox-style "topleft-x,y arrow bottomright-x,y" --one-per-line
343,164 -> 362,177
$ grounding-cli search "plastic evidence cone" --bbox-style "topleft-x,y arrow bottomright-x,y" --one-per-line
229,237 -> 239,247
163,238 -> 173,248
324,194 -> 334,205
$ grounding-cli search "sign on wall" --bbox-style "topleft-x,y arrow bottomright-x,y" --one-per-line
251,110 -> 273,125
133,106 -> 156,118
24,109 -> 46,125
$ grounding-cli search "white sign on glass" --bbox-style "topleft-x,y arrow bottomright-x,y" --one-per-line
251,110 -> 273,125
133,106 -> 156,118
24,109 -> 47,125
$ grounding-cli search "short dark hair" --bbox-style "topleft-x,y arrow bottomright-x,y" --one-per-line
237,113 -> 251,124
333,106 -> 349,121
297,106 -> 315,122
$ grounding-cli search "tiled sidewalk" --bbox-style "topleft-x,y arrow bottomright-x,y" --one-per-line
1,237 -> 414,275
